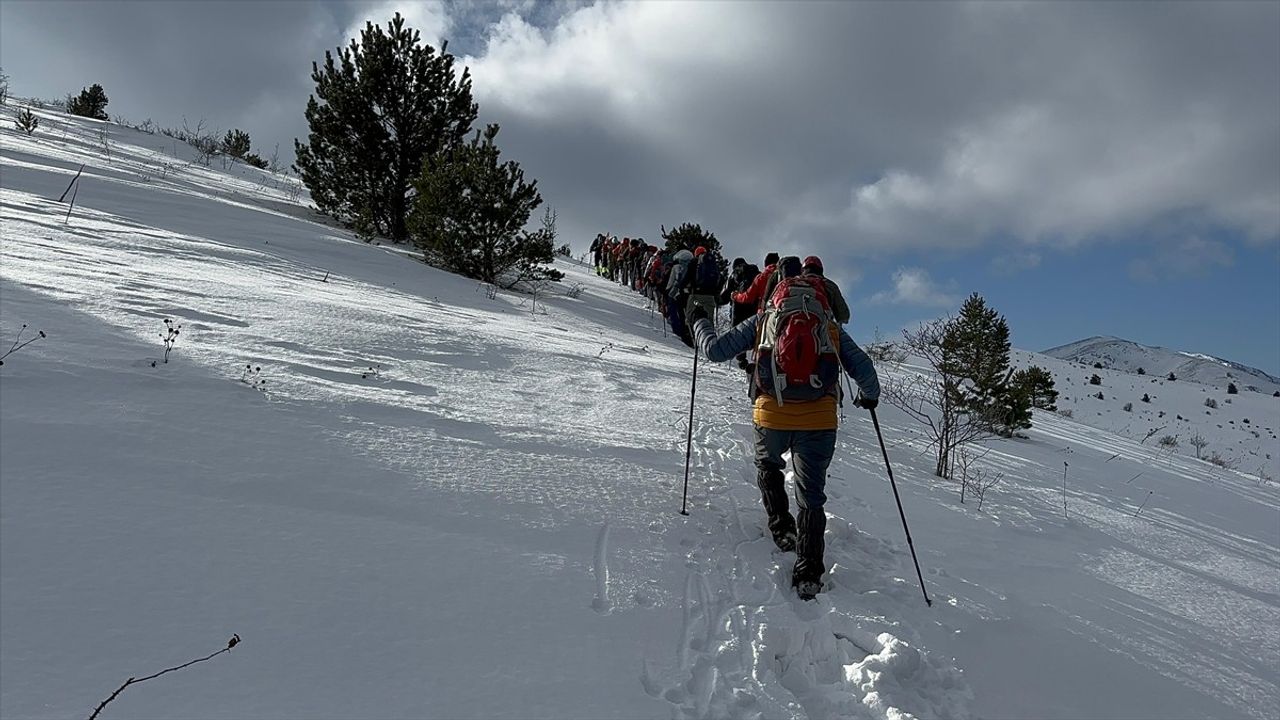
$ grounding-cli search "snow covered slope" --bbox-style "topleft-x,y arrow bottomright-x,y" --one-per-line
1017,345 -> 1280,479
1043,336 -> 1280,395
3,106 -> 1278,720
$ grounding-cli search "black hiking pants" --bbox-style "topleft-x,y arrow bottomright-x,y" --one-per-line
753,426 -> 837,583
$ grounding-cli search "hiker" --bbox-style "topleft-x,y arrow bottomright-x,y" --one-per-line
801,256 -> 849,325
688,256 -> 880,600
718,257 -> 760,370
731,251 -> 780,312
665,248 -> 696,346
590,234 -> 604,272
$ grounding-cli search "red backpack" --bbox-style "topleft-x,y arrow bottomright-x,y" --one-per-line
754,275 -> 840,405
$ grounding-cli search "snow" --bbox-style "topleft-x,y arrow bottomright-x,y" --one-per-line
3,106 -> 1278,719
1043,336 -> 1280,395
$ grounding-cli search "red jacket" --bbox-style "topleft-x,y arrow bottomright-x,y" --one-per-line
731,263 -> 776,308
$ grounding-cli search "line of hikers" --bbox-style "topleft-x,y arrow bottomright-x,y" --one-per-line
589,233 -> 880,601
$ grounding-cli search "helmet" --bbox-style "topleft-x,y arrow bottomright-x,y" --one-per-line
802,256 -> 823,274
694,246 -> 707,257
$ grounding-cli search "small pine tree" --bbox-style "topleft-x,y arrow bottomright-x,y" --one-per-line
1089,374 -> 1102,385
943,293 -> 1013,427
15,107 -> 39,135
1141,393 -> 1151,403
1012,365 -> 1058,411
1167,372 -> 1177,381
410,123 -> 560,287
1137,367 -> 1145,375
67,83 -> 109,120
660,222 -> 727,278
243,152 -> 269,169
1227,382 -> 1238,395
223,129 -> 252,158
1093,362 -> 1104,369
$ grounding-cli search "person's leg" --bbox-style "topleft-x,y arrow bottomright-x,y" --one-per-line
753,425 -> 796,549
790,429 -> 837,585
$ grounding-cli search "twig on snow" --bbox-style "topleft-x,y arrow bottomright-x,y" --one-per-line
88,634 -> 241,720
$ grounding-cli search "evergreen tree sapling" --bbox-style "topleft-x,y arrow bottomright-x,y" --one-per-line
1013,365 -> 1058,411
409,124 -> 560,287
295,13 -> 478,242
15,107 -> 38,135
222,129 -> 252,158
67,84 -> 109,120
940,293 -> 1028,436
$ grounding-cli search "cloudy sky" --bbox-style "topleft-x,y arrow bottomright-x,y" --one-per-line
3,1 -> 1278,373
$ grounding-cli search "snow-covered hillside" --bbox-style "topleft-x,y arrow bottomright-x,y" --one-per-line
3,106 -> 1278,720
1043,336 -> 1280,395
1009,347 -> 1280,481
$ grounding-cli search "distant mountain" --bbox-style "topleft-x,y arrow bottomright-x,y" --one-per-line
1042,336 -> 1280,393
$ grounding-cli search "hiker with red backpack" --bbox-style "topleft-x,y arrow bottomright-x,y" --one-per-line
688,255 -> 880,600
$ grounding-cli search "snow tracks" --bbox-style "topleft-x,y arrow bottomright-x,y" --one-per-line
643,381 -> 972,719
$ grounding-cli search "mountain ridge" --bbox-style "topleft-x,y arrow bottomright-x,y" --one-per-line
1042,335 -> 1280,392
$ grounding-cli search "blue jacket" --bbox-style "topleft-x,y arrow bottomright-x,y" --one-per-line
693,315 -> 880,401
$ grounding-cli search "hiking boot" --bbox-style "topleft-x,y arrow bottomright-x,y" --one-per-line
795,578 -> 822,601
771,528 -> 797,552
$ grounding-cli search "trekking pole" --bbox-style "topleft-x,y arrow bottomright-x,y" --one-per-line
679,342 -> 701,515
869,408 -> 932,607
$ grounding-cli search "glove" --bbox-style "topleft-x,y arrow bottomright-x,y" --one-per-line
853,394 -> 878,411
688,305 -> 709,323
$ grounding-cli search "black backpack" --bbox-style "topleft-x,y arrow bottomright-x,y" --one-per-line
691,254 -> 721,294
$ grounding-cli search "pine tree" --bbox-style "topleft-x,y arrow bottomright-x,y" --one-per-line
67,84 -> 109,120
1013,365 -> 1058,410
223,129 -> 252,158
660,222 -> 727,276
409,124 -> 560,286
295,13 -> 477,242
1227,382 -> 1238,395
942,293 -> 1013,427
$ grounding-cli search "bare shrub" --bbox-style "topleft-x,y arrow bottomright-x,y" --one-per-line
1204,397 -> 1218,409
1207,451 -> 1237,470
1157,435 -> 1178,449
1189,433 -> 1209,459
883,318 -> 993,479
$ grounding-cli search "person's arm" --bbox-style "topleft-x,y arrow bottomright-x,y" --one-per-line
693,315 -> 758,363
837,327 -> 879,400
827,280 -> 851,325
731,268 -> 769,305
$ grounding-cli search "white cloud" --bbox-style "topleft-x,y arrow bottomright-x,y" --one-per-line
869,268 -> 959,307
344,1 -> 452,49
453,1 -> 1279,265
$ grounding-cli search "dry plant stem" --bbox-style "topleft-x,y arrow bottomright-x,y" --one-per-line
88,635 -> 240,720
